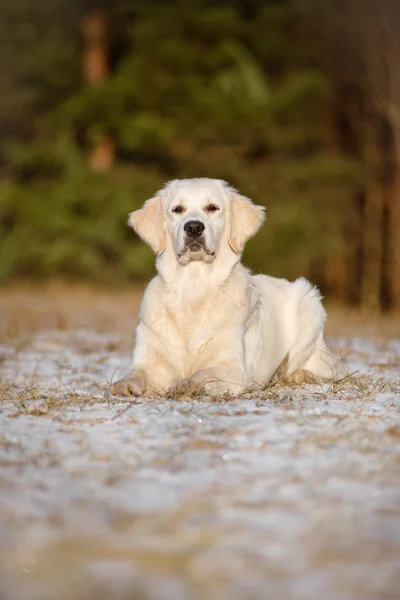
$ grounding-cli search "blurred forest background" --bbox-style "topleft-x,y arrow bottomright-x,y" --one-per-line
0,0 -> 399,313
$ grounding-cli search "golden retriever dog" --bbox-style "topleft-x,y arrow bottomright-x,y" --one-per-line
111,178 -> 335,397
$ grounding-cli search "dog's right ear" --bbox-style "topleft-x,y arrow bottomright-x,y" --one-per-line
128,195 -> 167,255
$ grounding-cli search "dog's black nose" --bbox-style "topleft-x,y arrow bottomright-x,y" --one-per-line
184,220 -> 205,238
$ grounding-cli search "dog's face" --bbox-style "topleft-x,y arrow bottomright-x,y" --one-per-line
165,180 -> 227,265
129,178 -> 265,264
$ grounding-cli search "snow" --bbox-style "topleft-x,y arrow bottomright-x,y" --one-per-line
0,330 -> 399,600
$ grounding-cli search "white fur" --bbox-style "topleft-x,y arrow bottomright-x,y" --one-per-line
111,178 -> 335,397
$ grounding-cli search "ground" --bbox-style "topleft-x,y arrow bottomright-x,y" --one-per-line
0,284 -> 400,600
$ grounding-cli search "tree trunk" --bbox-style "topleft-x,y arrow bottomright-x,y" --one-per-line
81,11 -> 114,172
325,252 -> 349,303
89,137 -> 115,173
360,119 -> 384,312
361,184 -> 384,311
388,137 -> 400,311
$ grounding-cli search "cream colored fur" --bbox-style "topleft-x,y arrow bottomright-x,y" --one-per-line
111,178 -> 335,397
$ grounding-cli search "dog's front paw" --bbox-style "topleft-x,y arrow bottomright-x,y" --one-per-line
168,378 -> 204,397
110,377 -> 144,397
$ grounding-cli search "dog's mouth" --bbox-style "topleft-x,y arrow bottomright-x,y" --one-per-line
187,242 -> 203,253
178,240 -> 215,264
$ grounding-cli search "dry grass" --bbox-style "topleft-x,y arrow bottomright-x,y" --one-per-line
325,302 -> 400,339
0,281 -> 143,348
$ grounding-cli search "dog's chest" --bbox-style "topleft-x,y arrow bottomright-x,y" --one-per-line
167,303 -> 219,349
161,297 -> 241,362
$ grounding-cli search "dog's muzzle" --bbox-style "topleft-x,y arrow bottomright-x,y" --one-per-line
178,220 -> 215,263
183,219 -> 207,253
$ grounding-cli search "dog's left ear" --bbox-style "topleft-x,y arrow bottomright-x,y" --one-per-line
128,195 -> 167,255
228,191 -> 265,253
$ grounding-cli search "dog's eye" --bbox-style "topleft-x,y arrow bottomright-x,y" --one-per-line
172,205 -> 183,214
206,204 -> 219,212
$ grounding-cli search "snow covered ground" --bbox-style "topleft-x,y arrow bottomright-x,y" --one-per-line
0,329 -> 399,600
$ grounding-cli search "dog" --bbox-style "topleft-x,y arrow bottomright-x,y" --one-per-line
110,178 -> 335,397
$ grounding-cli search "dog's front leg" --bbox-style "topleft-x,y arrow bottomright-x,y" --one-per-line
168,365 -> 251,397
110,320 -> 179,397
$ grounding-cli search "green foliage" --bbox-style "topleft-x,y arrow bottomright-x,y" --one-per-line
0,139 -> 162,282
0,0 -> 361,285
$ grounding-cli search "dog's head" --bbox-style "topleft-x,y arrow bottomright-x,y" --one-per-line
128,178 -> 265,264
